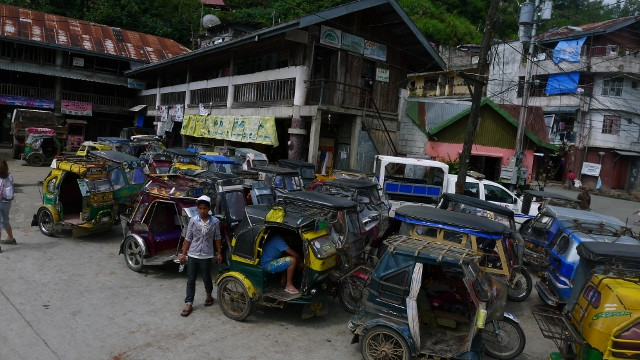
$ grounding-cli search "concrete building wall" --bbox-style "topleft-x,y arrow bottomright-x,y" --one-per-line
397,90 -> 429,156
487,41 -> 522,105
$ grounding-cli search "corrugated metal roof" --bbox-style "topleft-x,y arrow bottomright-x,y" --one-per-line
0,4 -> 190,63
127,0 -> 445,75
537,16 -> 639,42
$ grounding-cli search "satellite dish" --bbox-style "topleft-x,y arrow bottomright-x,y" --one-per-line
201,14 -> 221,29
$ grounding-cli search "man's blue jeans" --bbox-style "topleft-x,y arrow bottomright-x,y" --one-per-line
185,257 -> 213,305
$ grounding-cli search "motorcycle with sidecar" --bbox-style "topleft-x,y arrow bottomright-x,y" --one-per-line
32,159 -> 118,237
22,127 -> 62,167
216,191 -> 370,320
119,179 -> 201,272
349,233 -> 522,360
532,241 -> 640,360
392,205 -> 527,359
437,193 -> 533,302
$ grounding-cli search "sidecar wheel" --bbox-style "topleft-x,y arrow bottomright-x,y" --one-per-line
507,268 -> 533,302
217,276 -> 252,321
361,326 -> 410,360
37,208 -> 56,237
27,153 -> 46,167
123,236 -> 144,272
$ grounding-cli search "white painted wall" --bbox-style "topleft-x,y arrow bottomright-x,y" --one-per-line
487,41 -> 522,105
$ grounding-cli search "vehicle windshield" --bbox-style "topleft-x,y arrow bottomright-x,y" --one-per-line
252,159 -> 268,167
282,176 -> 302,190
445,201 -> 512,227
127,167 -> 147,185
300,167 -> 315,179
109,169 -> 127,190
175,156 -> 196,164
87,178 -> 112,193
27,135 -> 45,147
224,191 -> 246,221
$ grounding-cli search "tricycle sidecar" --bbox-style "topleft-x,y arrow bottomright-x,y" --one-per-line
349,234 -> 509,360
23,127 -> 62,167
532,241 -> 640,360
33,159 -> 118,237
217,191 -> 367,320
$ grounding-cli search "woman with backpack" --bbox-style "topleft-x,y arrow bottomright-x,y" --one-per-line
0,159 -> 15,253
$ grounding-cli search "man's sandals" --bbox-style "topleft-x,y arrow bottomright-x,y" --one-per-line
180,307 -> 193,317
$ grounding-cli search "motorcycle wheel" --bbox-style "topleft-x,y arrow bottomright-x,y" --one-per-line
507,268 -> 533,302
482,316 -> 526,359
217,276 -> 253,322
361,326 -> 410,360
338,275 -> 367,314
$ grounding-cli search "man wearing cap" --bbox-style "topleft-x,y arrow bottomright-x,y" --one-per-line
179,195 -> 222,317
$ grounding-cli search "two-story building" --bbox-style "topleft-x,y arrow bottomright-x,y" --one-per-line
488,16 -> 640,191
126,0 -> 445,172
0,4 -> 189,147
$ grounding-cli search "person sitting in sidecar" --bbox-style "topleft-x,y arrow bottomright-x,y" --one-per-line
259,233 -> 302,294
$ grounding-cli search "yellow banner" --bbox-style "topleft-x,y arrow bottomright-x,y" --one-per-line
181,115 -> 278,146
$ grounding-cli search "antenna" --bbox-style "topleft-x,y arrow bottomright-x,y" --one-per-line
201,14 -> 221,29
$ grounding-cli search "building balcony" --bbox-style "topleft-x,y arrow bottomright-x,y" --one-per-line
62,90 -> 135,109
0,83 -> 54,100
306,79 -> 397,113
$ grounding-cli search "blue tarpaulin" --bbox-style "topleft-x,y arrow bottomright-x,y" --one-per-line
546,72 -> 580,95
553,36 -> 587,63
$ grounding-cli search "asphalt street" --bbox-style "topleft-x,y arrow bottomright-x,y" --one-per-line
1,149 -> 638,360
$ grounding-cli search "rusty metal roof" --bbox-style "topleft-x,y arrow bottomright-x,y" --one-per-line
0,4 -> 190,63
537,16 -> 640,42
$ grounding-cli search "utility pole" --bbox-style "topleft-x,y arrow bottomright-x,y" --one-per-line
455,0 -> 500,194
512,0 -> 552,190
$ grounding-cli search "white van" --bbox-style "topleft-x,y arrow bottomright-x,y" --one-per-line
445,172 -> 523,214
374,155 -> 450,216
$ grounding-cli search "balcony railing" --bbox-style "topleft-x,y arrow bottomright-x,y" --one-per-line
62,90 -> 135,108
190,86 -> 227,107
307,79 -> 371,109
233,78 -> 295,107
0,83 -> 54,99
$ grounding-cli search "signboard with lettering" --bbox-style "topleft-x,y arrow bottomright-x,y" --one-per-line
182,115 -> 279,146
127,78 -> 146,90
320,25 -> 341,48
61,100 -> 92,116
72,57 -> 85,67
0,95 -> 54,109
364,40 -> 387,61
342,33 -> 364,54
581,162 -> 601,176
375,68 -> 390,82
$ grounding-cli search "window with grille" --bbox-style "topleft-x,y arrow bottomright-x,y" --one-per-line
602,115 -> 621,135
602,78 -> 623,96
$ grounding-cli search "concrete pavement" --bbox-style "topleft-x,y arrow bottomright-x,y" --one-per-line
1,149 -> 639,360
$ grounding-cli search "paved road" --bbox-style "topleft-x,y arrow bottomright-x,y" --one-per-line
1,151 -> 637,360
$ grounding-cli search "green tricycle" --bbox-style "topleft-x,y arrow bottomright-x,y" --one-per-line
22,127 -> 62,167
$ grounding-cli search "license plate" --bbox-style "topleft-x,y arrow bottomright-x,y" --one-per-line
102,216 -> 110,223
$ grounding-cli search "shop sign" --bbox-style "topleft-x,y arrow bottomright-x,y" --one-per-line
61,100 -> 92,116
375,68 -> 390,82
364,40 -> 387,61
72,57 -> 85,67
320,26 -> 341,48
127,78 -> 146,90
342,33 -> 364,54
0,95 -> 54,109
581,162 -> 601,176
